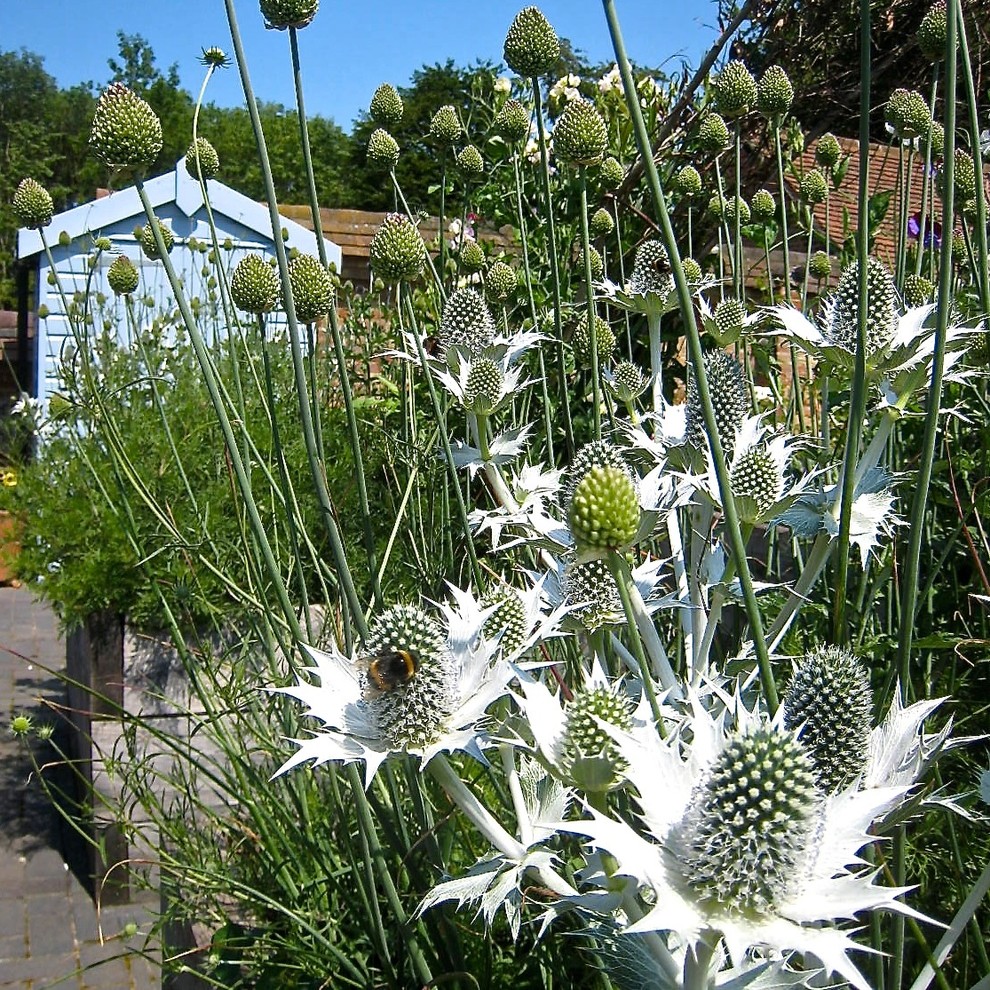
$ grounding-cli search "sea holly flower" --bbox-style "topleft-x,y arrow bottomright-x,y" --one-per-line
276,587 -> 519,786
470,463 -> 570,550
559,691 -> 937,990
698,295 -> 760,347
598,240 -> 677,321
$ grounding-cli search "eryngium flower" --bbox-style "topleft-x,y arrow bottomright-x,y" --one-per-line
12,178 -> 54,229
698,113 -> 730,154
369,213 -> 427,284
562,557 -> 622,629
199,47 -> 230,68
783,645 -> 873,793
628,240 -> 674,300
885,88 -> 932,140
107,255 -> 139,296
503,7 -> 560,78
917,1 -> 948,61
674,164 -> 703,198
429,105 -> 461,145
809,250 -> 832,280
750,188 -> 776,223
686,350 -> 747,456
485,260 -> 517,303
568,464 -> 640,552
729,441 -> 785,521
560,684 -> 634,792
903,273 -> 934,307
828,257 -> 899,355
562,439 -> 632,508
463,357 -> 505,413
439,287 -> 496,355
681,257 -> 703,282
369,83 -> 403,125
800,168 -> 828,204
605,360 -> 648,403
456,144 -> 484,178
287,253 -> 335,323
90,83 -> 163,172
482,588 -> 528,657
230,254 -> 280,314
600,156 -> 624,189
713,298 -> 746,346
572,314 -> 616,369
137,219 -> 174,260
276,588 -> 516,785
367,128 -> 400,169
259,0 -> 319,29
553,98 -> 608,166
492,99 -> 530,143
815,132 -> 842,169
459,240 -> 486,274
711,60 -> 758,119
589,207 -> 614,238
184,137 -> 220,180
756,65 -> 793,116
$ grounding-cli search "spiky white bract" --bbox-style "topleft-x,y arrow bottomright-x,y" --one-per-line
558,691 -> 928,990
275,586 -> 515,787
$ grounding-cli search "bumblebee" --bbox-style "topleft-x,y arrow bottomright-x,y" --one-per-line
366,649 -> 419,692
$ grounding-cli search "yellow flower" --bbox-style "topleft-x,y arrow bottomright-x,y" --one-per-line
1,469 -> 17,488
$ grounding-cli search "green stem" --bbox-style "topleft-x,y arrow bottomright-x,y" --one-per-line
602,0 -> 778,713
578,166 -> 602,439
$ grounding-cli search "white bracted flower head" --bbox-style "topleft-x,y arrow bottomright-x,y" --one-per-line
275,586 -> 515,787
561,689 -> 933,990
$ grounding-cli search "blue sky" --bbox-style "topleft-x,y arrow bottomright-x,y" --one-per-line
3,1 -> 722,129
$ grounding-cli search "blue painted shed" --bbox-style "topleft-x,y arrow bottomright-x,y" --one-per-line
16,160 -> 341,406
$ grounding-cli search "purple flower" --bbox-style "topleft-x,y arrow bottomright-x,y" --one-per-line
907,213 -> 941,248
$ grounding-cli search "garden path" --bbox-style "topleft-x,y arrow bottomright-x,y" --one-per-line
0,586 -> 158,990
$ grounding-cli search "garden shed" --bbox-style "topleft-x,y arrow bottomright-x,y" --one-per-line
16,160 -> 342,408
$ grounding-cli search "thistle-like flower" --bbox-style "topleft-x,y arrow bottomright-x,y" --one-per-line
439,287 -> 497,356
503,7 -> 560,78
230,254 -> 280,314
287,253 -> 334,323
369,83 -> 403,125
184,137 -> 220,180
369,213 -> 427,284
685,350 -> 748,458
604,361 -> 649,404
90,83 -> 163,172
259,0 -> 319,30
599,240 -> 674,321
199,47 -> 230,68
12,178 -> 54,229
276,588 -> 517,785
553,99 -> 608,167
107,255 -> 140,296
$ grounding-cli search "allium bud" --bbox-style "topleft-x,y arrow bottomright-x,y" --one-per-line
711,60 -> 758,119
369,213 -> 427,284
184,137 -> 220,180
492,99 -> 530,144
923,120 -> 945,158
723,196 -> 750,226
675,164 -> 703,198
12,178 -> 54,229
698,113 -> 730,155
429,105 -> 461,146
439,287 -> 496,355
809,251 -> 832,281
828,257 -> 899,355
90,83 -> 163,172
572,314 -> 616,368
814,133 -> 842,169
756,65 -> 793,117
568,464 -> 640,553
369,83 -> 404,125
107,255 -> 140,296
799,168 -> 828,205
686,350 -> 747,455
713,297 -> 746,345
503,6 -> 561,79
589,207 -> 614,238
137,219 -> 174,261
750,188 -> 776,224
917,1 -> 948,62
231,254 -> 280,314
560,685 -> 634,792
599,156 -> 625,189
553,98 -> 608,167
485,260 -> 517,303
885,88 -> 932,140
950,148 -> 978,203
287,253 -> 334,323
459,240 -> 486,274
584,245 -> 605,282
367,128 -> 400,170
456,144 -> 485,178
259,0 -> 319,30
783,645 -> 873,793
903,273 -> 934,308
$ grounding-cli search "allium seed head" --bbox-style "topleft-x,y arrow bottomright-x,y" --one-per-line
367,128 -> 400,170
809,251 -> 832,281
137,219 -> 174,261
675,164 -> 703,198
756,65 -> 793,117
230,254 -> 280,314
750,188 -> 776,223
799,168 -> 828,205
885,88 -> 932,140
369,83 -> 404,125
492,99 -> 531,144
456,144 -> 485,178
723,196 -> 750,225
12,178 -> 54,229
600,156 -> 625,189
369,213 -> 427,284
917,1 -> 948,62
698,113 -> 730,155
184,137 -> 220,180
590,207 -> 614,238
553,98 -> 609,167
503,7 -> 561,79
485,260 -> 518,303
429,105 -> 462,146
259,0 -> 319,29
287,253 -> 334,323
711,60 -> 758,119
572,314 -> 616,368
107,255 -> 140,296
459,240 -> 486,274
90,83 -> 163,172
815,132 -> 842,169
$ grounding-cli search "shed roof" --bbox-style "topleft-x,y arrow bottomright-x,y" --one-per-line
17,161 -> 340,267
